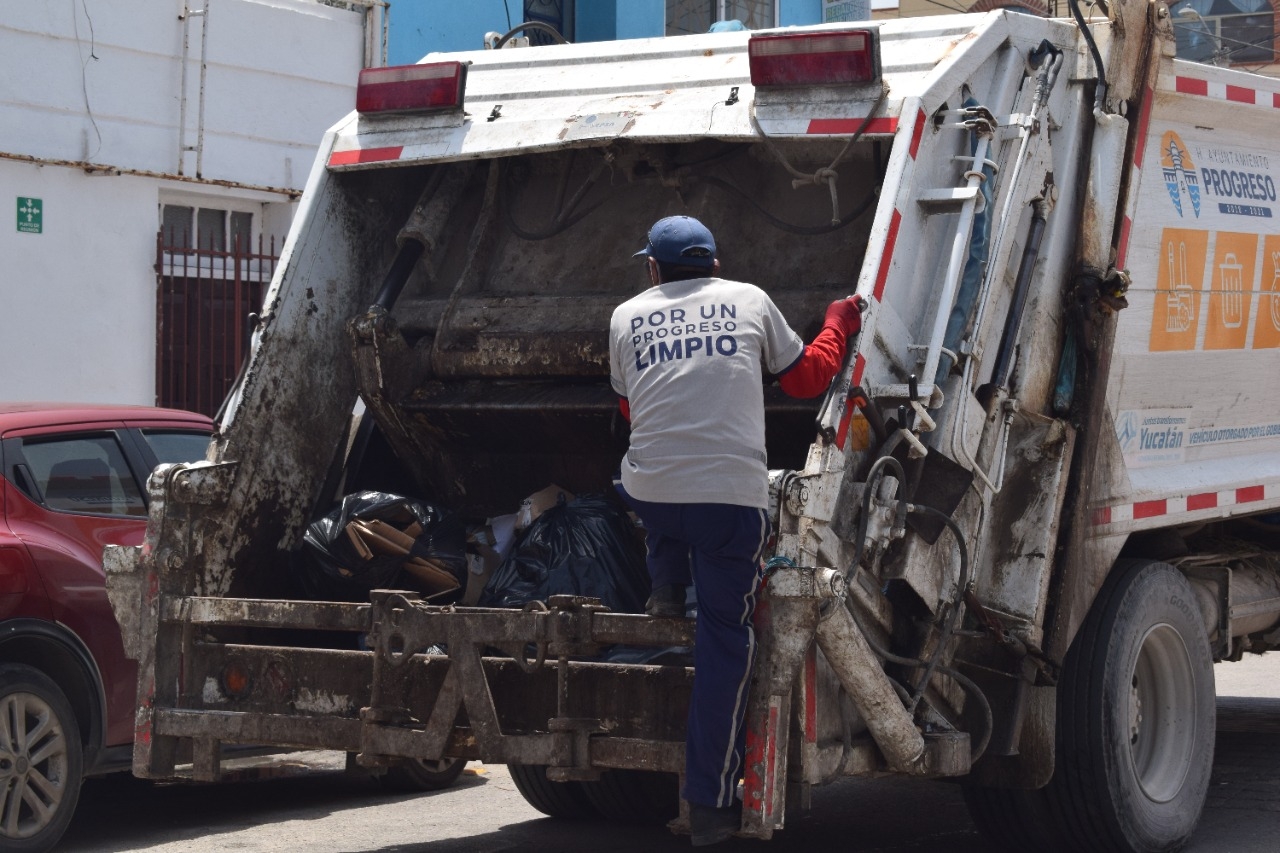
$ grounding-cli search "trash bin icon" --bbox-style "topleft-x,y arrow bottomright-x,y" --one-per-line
1166,240 -> 1195,333
1220,253 -> 1244,329
1270,251 -> 1280,332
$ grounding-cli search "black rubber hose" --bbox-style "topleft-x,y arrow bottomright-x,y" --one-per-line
493,21 -> 569,49
1068,0 -> 1108,114
938,664 -> 993,762
499,157 -> 608,241
903,504 -> 971,713
698,175 -> 877,236
372,241 -> 425,310
849,454 -> 909,581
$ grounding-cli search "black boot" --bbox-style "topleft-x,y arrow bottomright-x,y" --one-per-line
689,801 -> 741,846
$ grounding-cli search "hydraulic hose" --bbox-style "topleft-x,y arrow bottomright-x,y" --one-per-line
902,504 -> 971,714
849,454 -> 909,582
698,175 -> 878,236
1067,0 -> 1109,115
499,155 -> 610,241
844,456 -> 991,758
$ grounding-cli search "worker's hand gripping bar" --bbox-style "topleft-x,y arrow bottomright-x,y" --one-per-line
816,295 -> 870,443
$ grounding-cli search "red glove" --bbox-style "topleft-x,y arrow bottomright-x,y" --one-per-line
823,297 -> 864,340
779,297 -> 868,398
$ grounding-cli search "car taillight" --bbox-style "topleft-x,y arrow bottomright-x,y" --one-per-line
356,61 -> 467,115
748,30 -> 881,87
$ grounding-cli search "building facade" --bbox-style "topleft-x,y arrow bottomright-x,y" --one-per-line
1,0 -> 382,411
388,0 -> 1276,75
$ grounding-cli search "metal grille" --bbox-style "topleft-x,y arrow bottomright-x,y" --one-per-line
155,229 -> 278,417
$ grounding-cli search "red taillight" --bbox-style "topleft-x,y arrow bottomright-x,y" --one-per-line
748,30 -> 880,87
356,62 -> 467,115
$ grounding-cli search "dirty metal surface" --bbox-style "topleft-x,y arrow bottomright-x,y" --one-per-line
155,595 -> 698,778
166,597 -> 372,632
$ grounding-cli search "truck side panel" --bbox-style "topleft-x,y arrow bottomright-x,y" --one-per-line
1100,60 -> 1280,533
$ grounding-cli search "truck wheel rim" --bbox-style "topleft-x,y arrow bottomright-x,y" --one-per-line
0,692 -> 69,840
1127,623 -> 1196,804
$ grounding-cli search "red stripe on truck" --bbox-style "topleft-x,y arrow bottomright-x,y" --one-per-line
909,109 -> 925,160
806,117 -> 899,135
1116,216 -> 1132,269
1133,499 -> 1167,519
873,209 -> 902,302
328,146 -> 404,166
1095,483 -> 1276,527
1176,77 -> 1209,96
1187,493 -> 1218,511
1133,85 -> 1153,167
1226,85 -> 1255,104
1237,485 -> 1266,503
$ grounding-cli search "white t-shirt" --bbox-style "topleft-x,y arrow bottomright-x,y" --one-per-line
609,277 -> 804,508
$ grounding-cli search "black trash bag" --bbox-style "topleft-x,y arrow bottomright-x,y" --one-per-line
478,495 -> 649,613
298,491 -> 467,602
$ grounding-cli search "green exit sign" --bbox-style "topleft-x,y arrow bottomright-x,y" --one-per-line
17,197 -> 42,234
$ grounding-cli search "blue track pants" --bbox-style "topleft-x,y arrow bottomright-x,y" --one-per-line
616,482 -> 768,808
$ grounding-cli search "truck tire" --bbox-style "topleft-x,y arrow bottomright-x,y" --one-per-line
961,782 -> 1060,851
1050,559 -> 1215,852
380,757 -> 468,792
0,664 -> 84,853
507,763 -> 599,819
581,769 -> 679,824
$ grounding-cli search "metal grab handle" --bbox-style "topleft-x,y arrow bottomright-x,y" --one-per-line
815,296 -> 868,444
815,340 -> 857,443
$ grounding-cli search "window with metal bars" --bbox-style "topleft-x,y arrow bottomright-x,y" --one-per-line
666,0 -> 778,35
154,218 -> 279,417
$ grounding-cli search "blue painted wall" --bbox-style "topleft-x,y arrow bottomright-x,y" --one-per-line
780,0 -> 824,25
616,0 -> 664,39
389,0 -> 831,63
389,0 -> 513,63
576,1 -> 617,42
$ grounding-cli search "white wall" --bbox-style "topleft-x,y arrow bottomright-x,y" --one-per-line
3,163 -> 166,404
0,0 -> 367,406
0,0 -> 365,187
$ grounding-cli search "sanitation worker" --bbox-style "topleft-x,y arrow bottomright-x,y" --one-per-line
609,215 -> 864,846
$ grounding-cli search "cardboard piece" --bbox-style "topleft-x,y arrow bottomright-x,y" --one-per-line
516,484 -> 574,531
344,518 -> 460,598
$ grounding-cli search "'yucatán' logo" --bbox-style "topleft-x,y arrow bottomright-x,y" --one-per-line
1116,411 -> 1139,452
1115,409 -> 1190,467
1161,131 -> 1201,218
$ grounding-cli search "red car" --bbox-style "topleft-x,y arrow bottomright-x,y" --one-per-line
0,403 -> 213,851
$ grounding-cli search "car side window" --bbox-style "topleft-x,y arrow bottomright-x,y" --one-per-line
20,434 -> 147,517
141,430 -> 211,465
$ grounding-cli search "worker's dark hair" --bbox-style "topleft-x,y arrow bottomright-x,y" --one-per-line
656,261 -> 715,282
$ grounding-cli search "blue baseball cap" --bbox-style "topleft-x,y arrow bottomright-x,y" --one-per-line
633,216 -> 717,268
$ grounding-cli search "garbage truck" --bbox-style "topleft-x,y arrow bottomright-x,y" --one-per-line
103,2 -> 1280,851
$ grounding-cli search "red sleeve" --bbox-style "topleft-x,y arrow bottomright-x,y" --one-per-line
778,325 -> 846,399
618,396 -> 631,422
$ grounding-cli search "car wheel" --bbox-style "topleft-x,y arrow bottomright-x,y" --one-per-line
0,663 -> 84,853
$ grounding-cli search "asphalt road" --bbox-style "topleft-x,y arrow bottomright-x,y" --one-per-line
56,655 -> 1280,853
